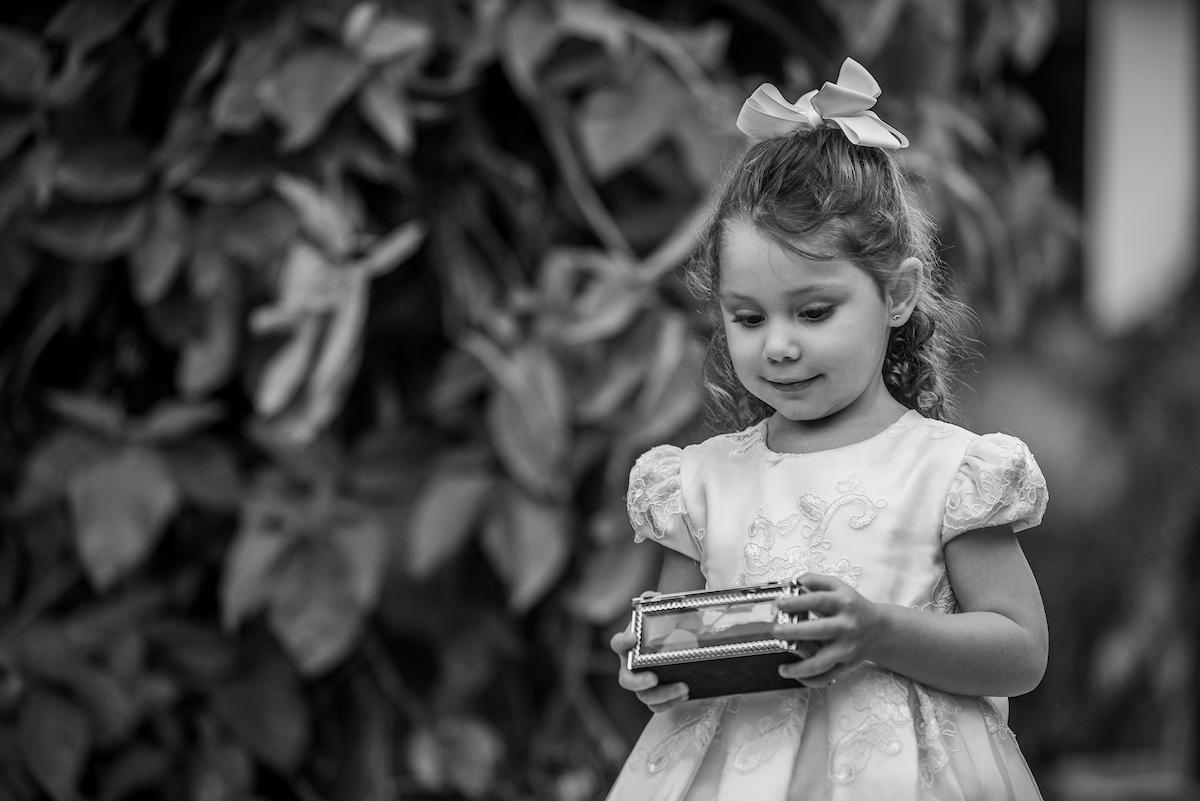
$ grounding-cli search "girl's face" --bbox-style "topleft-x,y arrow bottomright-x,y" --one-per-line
718,219 -> 897,429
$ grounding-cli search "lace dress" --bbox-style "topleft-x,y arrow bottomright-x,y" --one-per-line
607,410 -> 1048,801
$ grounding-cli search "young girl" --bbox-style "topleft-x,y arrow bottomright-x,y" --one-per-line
606,59 -> 1049,801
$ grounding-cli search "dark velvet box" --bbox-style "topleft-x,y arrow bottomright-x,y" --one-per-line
627,580 -> 815,699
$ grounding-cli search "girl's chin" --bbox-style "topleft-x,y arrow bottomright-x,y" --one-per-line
764,402 -> 836,423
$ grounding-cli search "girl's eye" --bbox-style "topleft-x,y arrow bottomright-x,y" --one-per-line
800,306 -> 834,322
731,313 -> 764,328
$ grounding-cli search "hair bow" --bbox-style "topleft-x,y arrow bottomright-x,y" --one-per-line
736,58 -> 908,150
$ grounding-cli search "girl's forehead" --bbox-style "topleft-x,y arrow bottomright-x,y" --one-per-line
719,219 -> 855,285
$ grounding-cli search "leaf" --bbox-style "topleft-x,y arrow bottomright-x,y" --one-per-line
307,273 -> 366,398
217,197 -> 298,265
498,1 -> 560,99
210,657 -> 309,773
623,314 -> 703,448
61,661 -> 139,746
68,447 -> 181,591
145,620 -> 237,681
272,174 -> 356,257
25,198 -> 149,261
267,537 -> 364,674
258,45 -> 366,151
406,718 -> 505,800
329,503 -> 388,609
568,539 -> 658,623
178,272 -> 241,397
665,19 -> 731,70
576,65 -> 678,180
481,488 -> 570,612
537,249 -> 643,345
96,745 -> 168,801
189,737 -> 254,801
130,400 -> 224,443
426,347 -> 488,418
357,76 -> 413,154
47,0 -> 143,54
1008,0 -> 1057,70
344,8 -> 433,64
0,26 -> 49,101
347,429 -> 436,503
12,428 -> 112,514
44,390 -> 126,436
256,317 -> 322,417
161,437 -> 243,510
221,486 -> 300,629
468,337 -> 572,498
407,457 -> 494,578
18,688 -> 92,801
44,48 -> 104,109
179,134 -> 275,203
210,28 -> 291,134
128,193 -> 188,305
53,135 -> 152,201
818,0 -> 906,60
13,623 -> 90,688
351,219 -> 426,276
138,0 -> 173,56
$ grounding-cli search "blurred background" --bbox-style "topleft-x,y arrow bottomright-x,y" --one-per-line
0,0 -> 1197,799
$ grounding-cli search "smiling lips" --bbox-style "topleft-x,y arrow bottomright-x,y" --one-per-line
764,376 -> 818,392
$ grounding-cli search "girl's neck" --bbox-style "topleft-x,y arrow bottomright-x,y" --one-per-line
765,395 -> 911,455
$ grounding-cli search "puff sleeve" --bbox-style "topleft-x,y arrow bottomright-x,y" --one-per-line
941,433 -> 1049,544
626,445 -> 703,562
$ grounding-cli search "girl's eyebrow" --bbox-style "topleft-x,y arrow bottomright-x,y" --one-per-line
719,282 -> 846,303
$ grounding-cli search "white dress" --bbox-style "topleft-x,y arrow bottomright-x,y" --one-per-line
607,410 -> 1048,801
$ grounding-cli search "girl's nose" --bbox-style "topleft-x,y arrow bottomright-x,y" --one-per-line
763,325 -> 801,362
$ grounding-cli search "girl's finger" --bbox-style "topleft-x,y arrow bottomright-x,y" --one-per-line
647,698 -> 686,714
618,667 -> 658,692
795,573 -> 847,593
776,590 -> 842,616
779,656 -> 832,682
780,643 -> 853,682
771,618 -> 841,642
610,628 -> 637,656
787,663 -> 842,688
636,682 -> 689,708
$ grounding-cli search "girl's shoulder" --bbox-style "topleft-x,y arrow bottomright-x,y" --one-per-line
883,413 -> 1045,476
629,423 -> 767,483
690,421 -> 770,462
889,412 -> 992,451
899,413 -> 1038,455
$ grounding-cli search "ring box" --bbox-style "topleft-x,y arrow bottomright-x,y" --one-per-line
627,579 -> 816,699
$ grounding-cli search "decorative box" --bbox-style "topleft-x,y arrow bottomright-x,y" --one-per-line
627,579 -> 816,699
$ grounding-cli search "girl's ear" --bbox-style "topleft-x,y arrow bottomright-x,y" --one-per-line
886,257 -> 922,326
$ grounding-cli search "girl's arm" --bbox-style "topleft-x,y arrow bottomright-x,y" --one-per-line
611,550 -> 705,711
656,549 -> 707,593
775,525 -> 1048,697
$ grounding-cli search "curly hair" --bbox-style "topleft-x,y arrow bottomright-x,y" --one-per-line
686,126 -> 972,430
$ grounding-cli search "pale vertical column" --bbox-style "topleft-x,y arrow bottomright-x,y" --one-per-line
1086,0 -> 1197,333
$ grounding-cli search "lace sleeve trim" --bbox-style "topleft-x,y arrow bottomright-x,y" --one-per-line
942,433 -> 1048,540
626,445 -> 701,556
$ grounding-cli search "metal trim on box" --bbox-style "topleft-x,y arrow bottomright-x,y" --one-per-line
627,579 -> 807,672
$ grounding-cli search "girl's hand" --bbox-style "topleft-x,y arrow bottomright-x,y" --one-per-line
611,598 -> 690,713
772,572 -> 884,687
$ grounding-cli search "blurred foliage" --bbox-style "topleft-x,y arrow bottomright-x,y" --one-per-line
4,0 -> 1189,799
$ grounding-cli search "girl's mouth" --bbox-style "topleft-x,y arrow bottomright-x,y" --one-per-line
765,376 -> 818,393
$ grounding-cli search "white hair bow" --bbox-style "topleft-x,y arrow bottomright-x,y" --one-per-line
736,58 -> 909,150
